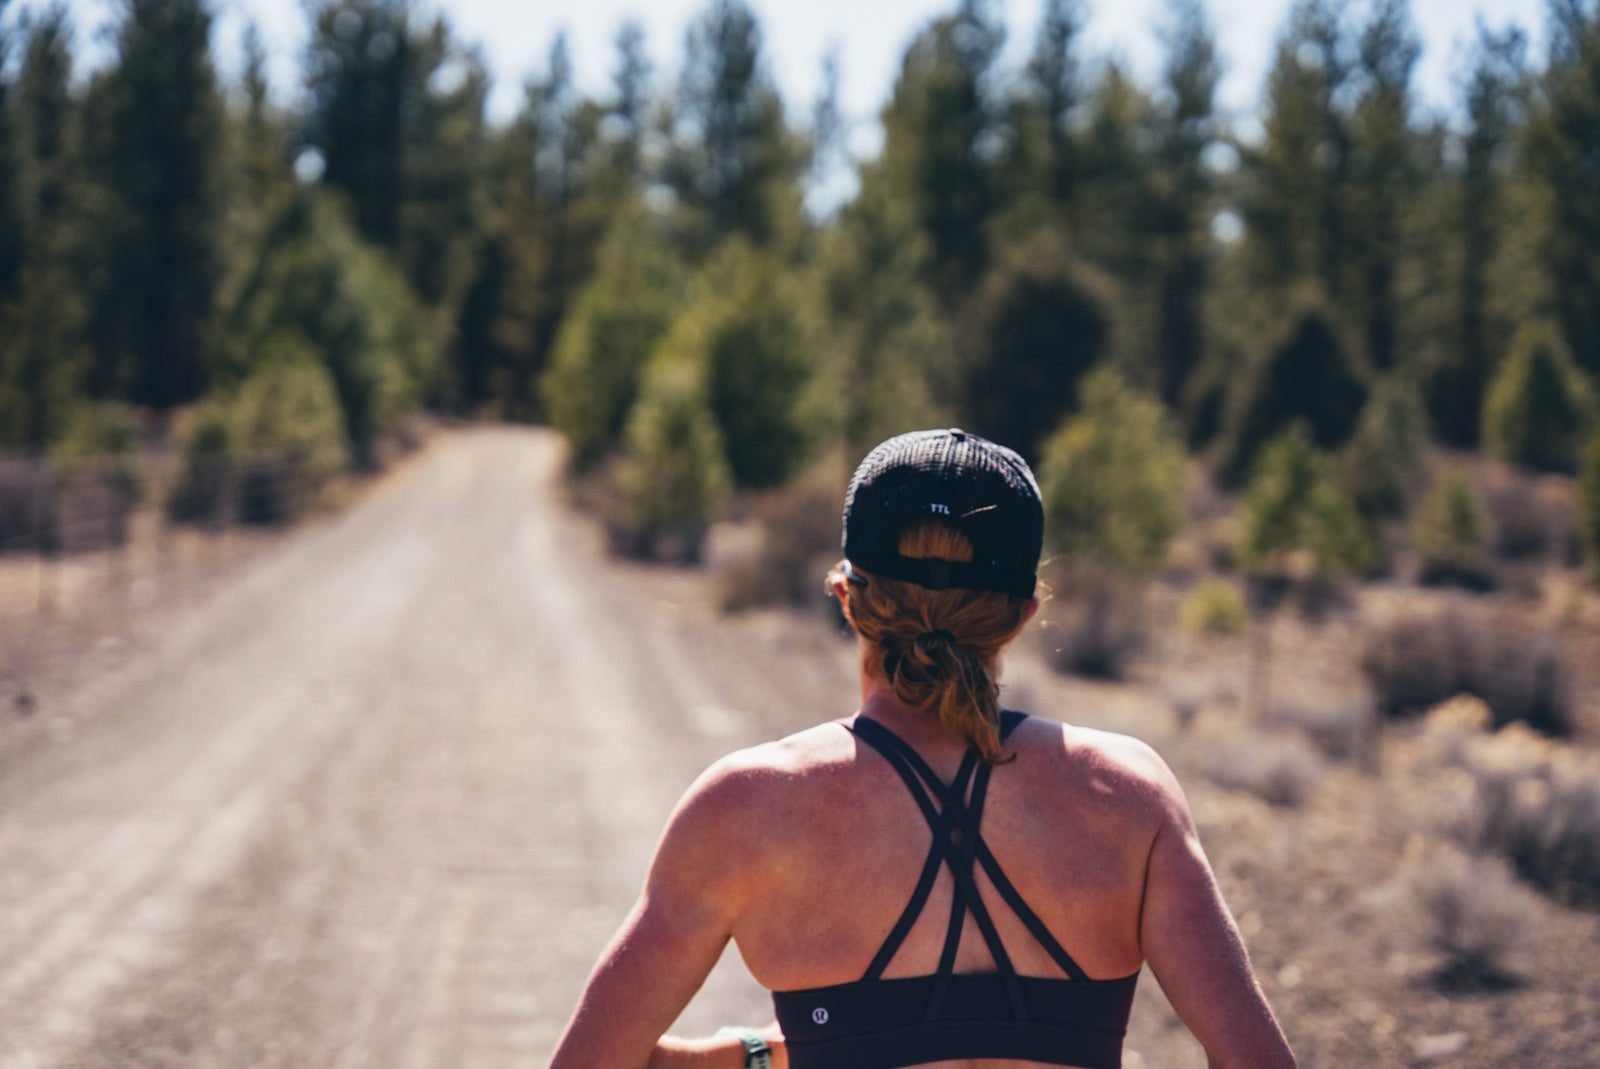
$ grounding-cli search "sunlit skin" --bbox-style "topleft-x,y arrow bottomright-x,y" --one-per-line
551,575 -> 1296,1069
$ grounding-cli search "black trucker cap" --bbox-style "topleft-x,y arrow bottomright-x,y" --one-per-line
842,428 -> 1043,598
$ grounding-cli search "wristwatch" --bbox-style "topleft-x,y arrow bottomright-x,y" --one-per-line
716,1026 -> 773,1069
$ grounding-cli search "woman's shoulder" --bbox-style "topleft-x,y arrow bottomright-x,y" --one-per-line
1012,715 -> 1188,821
671,722 -> 859,824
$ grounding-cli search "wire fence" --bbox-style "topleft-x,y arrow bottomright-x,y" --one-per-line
0,450 -> 325,707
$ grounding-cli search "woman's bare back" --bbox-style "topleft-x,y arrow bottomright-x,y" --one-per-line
720,706 -> 1172,994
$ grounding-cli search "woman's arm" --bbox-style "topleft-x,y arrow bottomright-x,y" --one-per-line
1138,762 -> 1297,1069
550,756 -> 775,1069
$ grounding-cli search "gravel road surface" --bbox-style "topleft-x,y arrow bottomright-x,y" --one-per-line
0,427 -> 773,1068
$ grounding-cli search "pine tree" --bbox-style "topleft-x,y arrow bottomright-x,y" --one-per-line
1151,0 -> 1221,407
1075,65 -> 1159,290
0,0 -> 23,305
959,231 -> 1111,463
1482,320 -> 1597,473
816,168 -> 954,462
1219,292 -> 1368,484
236,22 -> 289,208
0,4 -> 88,450
1025,0 -> 1085,208
90,0 -> 225,413
1241,0 -> 1353,301
1240,422 -> 1374,579
304,0 -> 487,316
397,16 -> 488,318
646,240 -> 817,490
666,0 -> 801,252
808,46 -> 843,196
484,34 -> 610,420
218,191 -> 433,465
303,0 -> 410,247
1347,0 -> 1419,372
541,208 -> 684,466
1529,0 -> 1600,382
608,20 -> 651,182
1428,23 -> 1528,446
880,0 -> 1005,300
1411,468 -> 1492,587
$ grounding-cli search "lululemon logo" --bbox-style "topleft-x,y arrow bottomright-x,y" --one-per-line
812,1007 -> 829,1026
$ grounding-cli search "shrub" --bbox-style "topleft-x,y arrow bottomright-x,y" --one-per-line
1038,564 -> 1148,680
1411,470 -> 1493,588
542,220 -> 684,468
228,347 -> 350,523
1482,321 -> 1597,474
1337,374 -> 1430,519
33,403 -> 145,552
617,357 -> 732,561
220,192 -> 434,467
1482,466 -> 1580,563
713,463 -> 846,613
1582,431 -> 1600,574
1038,368 -> 1184,575
166,399 -> 241,523
1410,847 -> 1528,990
647,242 -> 818,492
1196,730 -> 1323,807
1361,604 -> 1574,734
1238,423 -> 1379,580
702,248 -> 819,490
49,402 -> 144,495
1269,699 -> 1374,763
1179,577 -> 1248,635
1437,721 -> 1600,908
166,341 -> 349,525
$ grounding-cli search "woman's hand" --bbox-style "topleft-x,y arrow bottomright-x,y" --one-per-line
648,1024 -> 787,1069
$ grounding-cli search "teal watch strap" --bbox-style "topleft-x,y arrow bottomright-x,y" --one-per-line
716,1026 -> 773,1069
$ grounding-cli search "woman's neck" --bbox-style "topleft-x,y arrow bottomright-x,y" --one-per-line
854,682 -> 969,759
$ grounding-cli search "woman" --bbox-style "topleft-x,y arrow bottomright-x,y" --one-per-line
551,429 -> 1295,1069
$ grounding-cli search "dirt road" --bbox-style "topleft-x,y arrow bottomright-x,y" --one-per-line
0,427 -> 774,1068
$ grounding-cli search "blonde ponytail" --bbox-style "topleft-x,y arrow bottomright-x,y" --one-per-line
832,522 -> 1033,763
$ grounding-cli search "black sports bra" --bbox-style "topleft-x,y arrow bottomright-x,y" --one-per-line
771,712 -> 1139,1069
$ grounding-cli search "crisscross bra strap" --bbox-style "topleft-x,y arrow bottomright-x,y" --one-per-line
845,713 -> 1091,992
852,735 -> 978,984
848,716 -> 1024,1018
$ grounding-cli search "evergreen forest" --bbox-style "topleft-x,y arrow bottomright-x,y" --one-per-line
2,0 -> 1600,579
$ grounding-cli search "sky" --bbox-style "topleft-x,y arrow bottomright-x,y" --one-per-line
53,0 -> 1547,152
